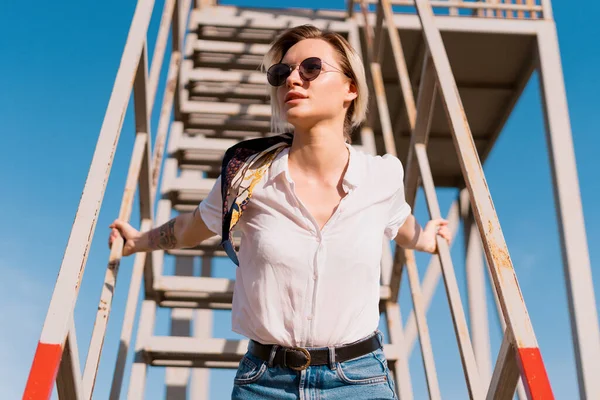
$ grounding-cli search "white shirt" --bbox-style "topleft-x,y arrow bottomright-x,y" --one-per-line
198,143 -> 411,347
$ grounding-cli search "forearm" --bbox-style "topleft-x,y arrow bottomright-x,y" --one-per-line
135,212 -> 195,252
394,214 -> 427,252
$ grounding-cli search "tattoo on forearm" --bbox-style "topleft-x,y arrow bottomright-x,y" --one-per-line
149,218 -> 178,250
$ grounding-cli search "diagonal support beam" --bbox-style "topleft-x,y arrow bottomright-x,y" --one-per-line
415,142 -> 482,398
536,21 -> 600,400
56,321 -> 83,400
360,0 -> 397,157
403,250 -> 441,399
403,199 -> 460,354
487,331 -> 520,400
385,302 -> 414,400
413,1 -> 554,397
22,1 -> 157,398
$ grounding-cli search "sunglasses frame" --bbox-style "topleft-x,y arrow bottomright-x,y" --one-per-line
266,56 -> 351,87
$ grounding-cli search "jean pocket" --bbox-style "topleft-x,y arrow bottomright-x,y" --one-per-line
233,353 -> 268,385
336,349 -> 389,385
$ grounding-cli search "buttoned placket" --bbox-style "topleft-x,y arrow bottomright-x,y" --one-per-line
285,176 -> 353,346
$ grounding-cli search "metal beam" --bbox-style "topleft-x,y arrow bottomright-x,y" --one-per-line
536,20 -> 600,400
413,0 -> 554,397
385,302 -> 414,400
463,192 -> 492,386
486,331 -> 519,400
56,322 -> 83,400
22,1 -> 157,398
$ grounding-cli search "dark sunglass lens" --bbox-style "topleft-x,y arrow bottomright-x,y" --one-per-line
300,58 -> 322,80
267,64 -> 290,86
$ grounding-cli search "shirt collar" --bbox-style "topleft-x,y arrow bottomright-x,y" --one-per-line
267,143 -> 363,190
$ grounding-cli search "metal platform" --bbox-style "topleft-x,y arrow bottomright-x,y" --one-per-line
23,1 -> 599,400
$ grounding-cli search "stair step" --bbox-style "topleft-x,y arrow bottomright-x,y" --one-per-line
143,337 -> 249,366
173,136 -> 238,166
188,81 -> 268,103
182,100 -> 271,117
165,234 -> 240,258
190,7 -> 350,33
185,114 -> 271,136
185,65 -> 267,84
191,38 -> 271,56
163,175 -> 215,206
155,274 -> 391,305
142,336 -> 402,368
156,275 -> 234,303
185,36 -> 269,70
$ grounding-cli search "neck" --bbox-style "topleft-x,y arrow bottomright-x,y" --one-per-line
288,122 -> 349,179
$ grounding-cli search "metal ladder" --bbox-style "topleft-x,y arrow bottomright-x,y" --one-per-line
23,0 -> 600,399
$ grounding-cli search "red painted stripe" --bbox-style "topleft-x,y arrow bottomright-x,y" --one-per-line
517,347 -> 555,399
23,342 -> 63,400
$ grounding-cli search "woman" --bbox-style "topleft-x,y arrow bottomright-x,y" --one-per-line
109,25 -> 450,400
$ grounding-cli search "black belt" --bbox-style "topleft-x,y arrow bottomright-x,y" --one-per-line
247,332 -> 382,371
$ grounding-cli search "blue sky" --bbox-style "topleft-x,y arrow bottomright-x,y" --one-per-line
1,0 -> 599,399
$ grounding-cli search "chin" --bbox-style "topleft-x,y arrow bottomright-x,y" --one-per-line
284,107 -> 309,124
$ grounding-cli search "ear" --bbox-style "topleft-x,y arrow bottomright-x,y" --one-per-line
344,81 -> 358,103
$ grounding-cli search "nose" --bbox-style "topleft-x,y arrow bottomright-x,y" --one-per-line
285,65 -> 303,88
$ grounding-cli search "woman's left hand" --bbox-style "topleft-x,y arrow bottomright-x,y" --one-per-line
418,218 -> 452,254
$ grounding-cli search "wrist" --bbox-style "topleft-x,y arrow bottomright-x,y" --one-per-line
134,231 -> 150,253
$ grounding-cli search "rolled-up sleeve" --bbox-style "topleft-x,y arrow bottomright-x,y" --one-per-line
383,156 -> 412,240
198,175 -> 222,236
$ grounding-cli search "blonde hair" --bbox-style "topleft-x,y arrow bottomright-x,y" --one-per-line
261,25 -> 369,143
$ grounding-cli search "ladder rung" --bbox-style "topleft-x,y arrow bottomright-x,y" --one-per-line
181,101 -> 271,117
164,176 -> 214,193
188,81 -> 268,101
155,276 -> 235,304
156,275 -> 391,305
143,336 -> 249,364
191,8 -> 350,33
142,336 -> 401,367
192,38 -> 270,55
173,136 -> 237,163
151,359 -> 240,369
186,67 -> 267,84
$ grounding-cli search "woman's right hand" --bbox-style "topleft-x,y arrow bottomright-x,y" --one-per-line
109,219 -> 141,257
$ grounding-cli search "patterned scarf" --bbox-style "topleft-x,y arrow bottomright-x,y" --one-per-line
220,132 -> 294,265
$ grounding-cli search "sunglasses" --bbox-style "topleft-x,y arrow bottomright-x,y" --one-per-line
266,57 -> 351,87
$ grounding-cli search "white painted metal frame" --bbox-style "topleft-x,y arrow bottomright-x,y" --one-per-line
536,19 -> 600,400
22,0 -> 192,398
350,0 -> 545,19
24,0 -> 597,398
360,0 -> 597,398
412,0 -> 555,398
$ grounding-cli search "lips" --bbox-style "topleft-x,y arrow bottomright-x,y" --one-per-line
285,92 -> 307,102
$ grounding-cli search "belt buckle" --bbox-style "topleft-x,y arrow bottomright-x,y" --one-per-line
288,347 -> 311,371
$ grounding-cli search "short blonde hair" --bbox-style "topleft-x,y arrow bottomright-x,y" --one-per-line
261,25 -> 369,143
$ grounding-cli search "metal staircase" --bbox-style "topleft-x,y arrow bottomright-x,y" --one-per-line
23,1 -> 600,399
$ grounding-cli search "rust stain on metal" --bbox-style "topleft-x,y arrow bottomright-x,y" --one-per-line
122,187 -> 135,210
486,220 -> 512,270
166,75 -> 177,93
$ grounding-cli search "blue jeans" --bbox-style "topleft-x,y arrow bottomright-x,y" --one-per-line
231,331 -> 398,399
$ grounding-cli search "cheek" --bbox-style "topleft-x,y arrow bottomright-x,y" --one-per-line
312,80 -> 346,107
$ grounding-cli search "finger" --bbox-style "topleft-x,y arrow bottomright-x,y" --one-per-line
437,227 -> 451,240
111,220 -> 125,230
438,226 -> 450,235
